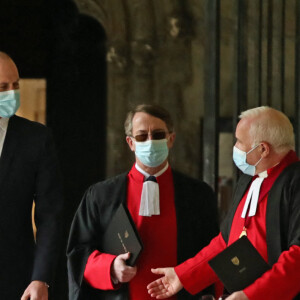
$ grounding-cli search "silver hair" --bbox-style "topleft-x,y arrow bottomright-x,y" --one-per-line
239,106 -> 295,153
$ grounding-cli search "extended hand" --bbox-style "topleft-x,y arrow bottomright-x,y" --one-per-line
147,267 -> 183,299
21,280 -> 48,300
226,291 -> 249,300
111,252 -> 137,283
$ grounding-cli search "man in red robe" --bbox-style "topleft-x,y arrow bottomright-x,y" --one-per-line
67,104 -> 219,300
147,106 -> 300,300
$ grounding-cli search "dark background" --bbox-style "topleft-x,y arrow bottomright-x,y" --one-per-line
1,0 -> 107,298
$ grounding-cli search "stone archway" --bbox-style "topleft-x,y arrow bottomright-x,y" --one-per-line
72,0 -> 199,177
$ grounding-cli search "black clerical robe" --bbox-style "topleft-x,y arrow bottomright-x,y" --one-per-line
67,170 -> 219,300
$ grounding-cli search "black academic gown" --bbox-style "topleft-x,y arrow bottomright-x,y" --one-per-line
221,161 -> 300,300
0,115 -> 63,299
67,170 -> 219,300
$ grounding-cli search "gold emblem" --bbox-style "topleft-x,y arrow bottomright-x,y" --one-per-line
124,230 -> 129,238
231,256 -> 240,266
239,227 -> 247,238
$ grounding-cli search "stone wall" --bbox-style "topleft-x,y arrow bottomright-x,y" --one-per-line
73,0 -> 298,181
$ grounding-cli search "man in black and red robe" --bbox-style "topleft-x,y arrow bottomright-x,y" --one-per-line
67,104 -> 219,300
147,106 -> 300,300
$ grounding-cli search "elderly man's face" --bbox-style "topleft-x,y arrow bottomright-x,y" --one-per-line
235,118 -> 262,166
127,112 -> 175,152
0,58 -> 19,92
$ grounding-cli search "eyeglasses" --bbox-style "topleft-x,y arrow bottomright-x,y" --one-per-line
132,131 -> 168,142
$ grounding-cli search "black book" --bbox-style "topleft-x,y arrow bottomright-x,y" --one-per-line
208,236 -> 270,293
101,203 -> 143,266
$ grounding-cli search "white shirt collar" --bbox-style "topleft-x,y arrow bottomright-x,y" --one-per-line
135,162 -> 169,179
258,170 -> 268,178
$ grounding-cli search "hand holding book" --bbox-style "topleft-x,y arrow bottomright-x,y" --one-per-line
111,252 -> 137,283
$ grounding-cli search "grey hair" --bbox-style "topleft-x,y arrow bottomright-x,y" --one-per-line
239,106 -> 295,153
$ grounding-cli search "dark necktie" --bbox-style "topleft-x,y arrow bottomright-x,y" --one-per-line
145,175 -> 157,182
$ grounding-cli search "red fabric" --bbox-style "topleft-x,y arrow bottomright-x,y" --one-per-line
244,245 -> 300,300
228,191 -> 268,262
176,151 -> 300,299
84,251 -> 117,290
83,165 -> 178,299
127,165 -> 177,300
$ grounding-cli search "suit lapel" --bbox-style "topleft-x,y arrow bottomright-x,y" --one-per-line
0,116 -> 20,186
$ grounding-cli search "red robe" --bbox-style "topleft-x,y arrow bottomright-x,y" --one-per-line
84,165 -> 178,299
175,151 -> 300,300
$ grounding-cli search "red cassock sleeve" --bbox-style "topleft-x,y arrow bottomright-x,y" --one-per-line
244,245 -> 300,300
83,250 -> 119,290
174,233 -> 226,296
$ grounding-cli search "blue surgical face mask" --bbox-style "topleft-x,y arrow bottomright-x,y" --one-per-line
0,89 -> 20,118
233,145 -> 263,176
134,139 -> 169,167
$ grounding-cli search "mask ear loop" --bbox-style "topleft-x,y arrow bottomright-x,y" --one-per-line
254,156 -> 263,167
246,144 -> 263,167
246,143 -> 260,155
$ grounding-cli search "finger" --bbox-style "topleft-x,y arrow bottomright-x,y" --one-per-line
21,293 -> 30,300
156,295 -> 171,299
147,279 -> 163,289
148,281 -> 169,293
148,285 -> 166,295
128,266 -> 137,275
121,265 -> 137,277
119,266 -> 138,282
150,289 -> 170,299
125,264 -> 137,272
122,269 -> 137,279
118,252 -> 130,261
149,290 -> 168,298
151,268 -> 166,275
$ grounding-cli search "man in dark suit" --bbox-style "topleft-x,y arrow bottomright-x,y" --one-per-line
67,104 -> 219,300
0,52 -> 63,299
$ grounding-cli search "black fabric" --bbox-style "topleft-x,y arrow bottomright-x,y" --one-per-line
220,162 -> 300,300
220,175 -> 252,244
0,115 -> 63,299
67,170 -> 219,300
145,175 -> 157,182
